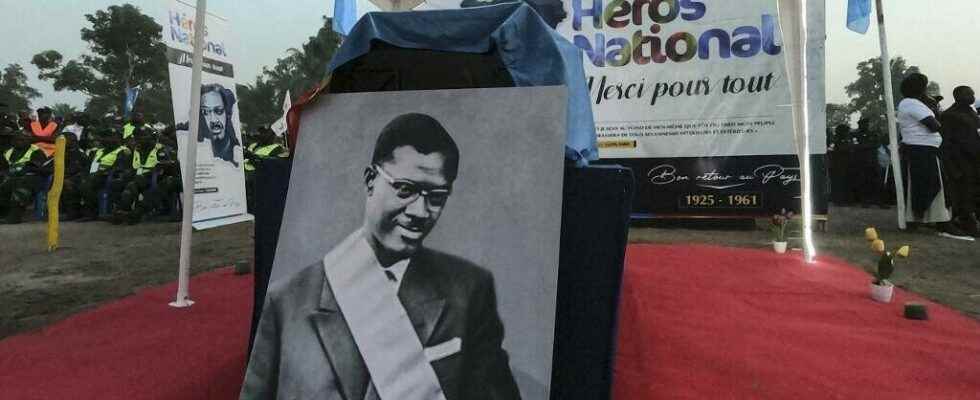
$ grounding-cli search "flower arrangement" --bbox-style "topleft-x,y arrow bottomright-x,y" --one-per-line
864,227 -> 910,286
770,209 -> 795,243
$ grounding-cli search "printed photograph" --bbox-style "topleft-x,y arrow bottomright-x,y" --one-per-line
243,86 -> 567,400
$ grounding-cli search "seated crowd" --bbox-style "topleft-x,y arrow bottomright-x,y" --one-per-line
0,106 -> 288,225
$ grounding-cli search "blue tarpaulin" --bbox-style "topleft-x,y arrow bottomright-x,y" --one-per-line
326,3 -> 598,164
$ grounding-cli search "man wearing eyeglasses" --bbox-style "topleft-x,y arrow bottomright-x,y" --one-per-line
242,113 -> 521,400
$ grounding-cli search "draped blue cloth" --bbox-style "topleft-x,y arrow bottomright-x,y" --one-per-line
327,3 -> 598,164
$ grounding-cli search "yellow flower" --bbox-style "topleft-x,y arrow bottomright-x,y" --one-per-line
896,246 -> 910,258
865,227 -> 879,241
871,239 -> 885,253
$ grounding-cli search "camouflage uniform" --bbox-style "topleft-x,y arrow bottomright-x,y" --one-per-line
0,143 -> 50,223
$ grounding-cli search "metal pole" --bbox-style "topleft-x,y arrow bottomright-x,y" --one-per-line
875,0 -> 906,229
798,0 -> 816,263
171,0 -> 207,308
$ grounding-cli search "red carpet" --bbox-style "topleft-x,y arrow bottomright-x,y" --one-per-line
0,268 -> 252,400
3,247 -> 979,399
613,244 -> 980,400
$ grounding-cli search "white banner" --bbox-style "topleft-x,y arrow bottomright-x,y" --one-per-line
556,0 -> 825,159
271,90 -> 290,137
162,0 -> 248,225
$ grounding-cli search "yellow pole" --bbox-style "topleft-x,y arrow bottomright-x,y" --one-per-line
47,136 -> 66,251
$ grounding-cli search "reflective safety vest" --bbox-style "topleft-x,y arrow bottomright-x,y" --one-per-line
245,143 -> 286,171
123,123 -> 136,139
255,144 -> 284,157
4,145 -> 40,174
92,146 -> 129,170
30,120 -> 59,157
133,144 -> 162,175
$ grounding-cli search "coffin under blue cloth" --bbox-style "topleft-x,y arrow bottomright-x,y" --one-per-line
326,3 -> 598,164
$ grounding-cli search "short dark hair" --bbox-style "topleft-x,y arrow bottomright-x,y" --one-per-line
901,73 -> 929,98
953,86 -> 973,103
371,113 -> 460,182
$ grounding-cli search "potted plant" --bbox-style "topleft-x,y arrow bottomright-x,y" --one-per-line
770,209 -> 794,253
865,228 -> 910,303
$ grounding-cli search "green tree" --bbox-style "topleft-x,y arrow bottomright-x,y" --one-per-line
826,103 -> 851,129
0,64 -> 41,112
844,56 -> 940,137
31,4 -> 171,123
51,103 -> 80,119
237,16 -> 341,131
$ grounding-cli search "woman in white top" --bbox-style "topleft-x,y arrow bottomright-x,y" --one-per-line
897,73 -> 972,240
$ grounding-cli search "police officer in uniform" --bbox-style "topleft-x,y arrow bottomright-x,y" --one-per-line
0,133 -> 50,223
116,129 -> 177,224
79,129 -> 132,221
60,133 -> 91,221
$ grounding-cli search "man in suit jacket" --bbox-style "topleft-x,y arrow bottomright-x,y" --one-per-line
940,86 -> 980,234
241,113 -> 521,400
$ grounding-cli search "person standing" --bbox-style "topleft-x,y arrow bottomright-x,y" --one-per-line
850,118 -> 883,207
829,124 -> 853,205
939,86 -> 980,235
897,73 -> 972,240
29,106 -> 60,157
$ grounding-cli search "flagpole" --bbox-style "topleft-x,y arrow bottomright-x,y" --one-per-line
171,0 -> 207,308
875,0 -> 906,229
798,0 -> 816,263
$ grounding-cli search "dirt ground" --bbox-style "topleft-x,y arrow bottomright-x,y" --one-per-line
0,220 -> 252,339
0,204 -> 977,339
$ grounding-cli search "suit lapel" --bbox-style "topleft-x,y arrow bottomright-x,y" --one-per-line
310,268 -> 369,400
399,251 -> 447,345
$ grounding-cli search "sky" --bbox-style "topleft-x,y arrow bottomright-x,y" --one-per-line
0,0 -> 978,109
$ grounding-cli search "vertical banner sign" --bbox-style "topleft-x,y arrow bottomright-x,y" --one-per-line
557,0 -> 827,217
162,0 -> 249,226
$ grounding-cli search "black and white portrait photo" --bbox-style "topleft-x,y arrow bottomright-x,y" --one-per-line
242,87 -> 567,400
177,83 -> 243,167
196,83 -> 242,167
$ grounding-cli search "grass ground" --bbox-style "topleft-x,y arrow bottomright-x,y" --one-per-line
0,204 -> 976,339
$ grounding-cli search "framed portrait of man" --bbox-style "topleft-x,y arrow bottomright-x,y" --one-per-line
242,86 -> 567,400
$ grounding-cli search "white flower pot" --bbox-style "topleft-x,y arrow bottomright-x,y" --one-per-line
870,282 -> 894,303
773,241 -> 788,254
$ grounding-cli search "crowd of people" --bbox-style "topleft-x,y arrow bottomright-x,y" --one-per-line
0,105 -> 289,225
828,76 -> 980,240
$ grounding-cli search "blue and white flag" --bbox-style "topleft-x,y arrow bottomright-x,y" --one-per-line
846,0 -> 872,34
124,86 -> 141,117
333,0 -> 358,35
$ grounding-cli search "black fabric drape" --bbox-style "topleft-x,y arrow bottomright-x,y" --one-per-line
249,157 -> 292,355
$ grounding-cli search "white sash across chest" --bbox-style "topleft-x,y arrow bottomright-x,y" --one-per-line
322,229 -> 446,400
